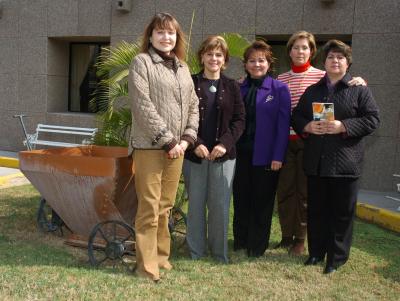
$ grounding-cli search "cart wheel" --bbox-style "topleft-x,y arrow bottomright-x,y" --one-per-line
169,206 -> 187,250
37,198 -> 64,236
88,220 -> 136,272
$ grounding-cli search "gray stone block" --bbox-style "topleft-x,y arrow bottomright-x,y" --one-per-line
17,75 -> 46,113
155,0 -> 204,35
19,37 -> 47,75
47,75 -> 69,112
360,136 -> 396,191
303,0 -> 355,34
19,0 -> 47,37
0,0 -> 19,37
203,0 -> 256,35
366,84 -> 400,139
354,0 -> 400,33
78,0 -> 112,36
0,73 -> 18,111
256,0 -> 303,34
351,34 -> 400,86
111,35 -> 140,46
48,0 -> 79,36
47,39 -> 70,76
0,38 -> 19,74
111,0 -> 155,36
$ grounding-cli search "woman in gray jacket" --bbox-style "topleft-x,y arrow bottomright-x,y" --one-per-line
128,12 -> 199,282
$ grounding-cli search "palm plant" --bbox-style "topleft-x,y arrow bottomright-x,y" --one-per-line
92,33 -> 250,146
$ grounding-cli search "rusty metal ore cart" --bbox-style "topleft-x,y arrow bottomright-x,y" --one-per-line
19,145 -> 187,270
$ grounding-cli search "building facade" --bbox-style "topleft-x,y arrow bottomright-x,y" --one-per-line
0,0 -> 399,191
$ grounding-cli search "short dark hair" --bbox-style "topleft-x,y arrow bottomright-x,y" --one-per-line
322,39 -> 352,67
141,12 -> 187,61
197,35 -> 229,70
243,40 -> 276,74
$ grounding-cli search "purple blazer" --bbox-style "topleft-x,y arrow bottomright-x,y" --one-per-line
240,76 -> 291,166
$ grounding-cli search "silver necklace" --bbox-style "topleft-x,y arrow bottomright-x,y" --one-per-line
209,81 -> 217,93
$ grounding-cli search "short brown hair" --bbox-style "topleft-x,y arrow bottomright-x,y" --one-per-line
243,40 -> 276,74
141,12 -> 187,62
322,39 -> 352,67
286,31 -> 317,60
197,35 -> 229,70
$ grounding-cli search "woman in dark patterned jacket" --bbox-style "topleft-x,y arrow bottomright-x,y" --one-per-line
292,40 -> 379,274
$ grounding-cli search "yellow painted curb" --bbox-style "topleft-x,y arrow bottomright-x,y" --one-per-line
356,202 -> 400,233
0,156 -> 19,168
0,172 -> 25,185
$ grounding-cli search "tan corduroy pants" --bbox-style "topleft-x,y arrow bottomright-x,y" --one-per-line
133,150 -> 183,281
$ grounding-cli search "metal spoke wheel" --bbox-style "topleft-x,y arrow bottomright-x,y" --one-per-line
37,198 -> 65,236
88,220 -> 136,272
169,206 -> 187,250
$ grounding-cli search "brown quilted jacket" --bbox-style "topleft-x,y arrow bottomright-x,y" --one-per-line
128,48 -> 199,153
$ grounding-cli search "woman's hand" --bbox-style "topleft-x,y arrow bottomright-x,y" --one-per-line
209,144 -> 227,161
271,161 -> 282,171
304,120 -> 328,135
168,144 -> 184,159
348,76 -> 367,86
326,120 -> 346,134
179,140 -> 189,152
194,144 -> 210,159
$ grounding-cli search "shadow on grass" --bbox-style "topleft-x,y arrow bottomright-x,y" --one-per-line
0,185 -> 135,276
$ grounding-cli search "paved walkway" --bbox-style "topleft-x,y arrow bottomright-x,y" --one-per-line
0,150 -> 399,232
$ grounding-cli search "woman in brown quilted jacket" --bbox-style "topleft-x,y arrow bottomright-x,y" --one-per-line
128,12 -> 199,282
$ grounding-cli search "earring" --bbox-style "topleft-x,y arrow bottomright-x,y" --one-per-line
149,37 -> 152,43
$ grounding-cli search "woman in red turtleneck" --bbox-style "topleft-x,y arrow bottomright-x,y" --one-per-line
276,31 -> 365,256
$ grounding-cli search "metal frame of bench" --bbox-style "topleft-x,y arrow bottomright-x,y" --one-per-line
14,115 -> 98,150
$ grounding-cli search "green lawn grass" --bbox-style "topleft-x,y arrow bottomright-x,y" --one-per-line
1,184 -> 399,300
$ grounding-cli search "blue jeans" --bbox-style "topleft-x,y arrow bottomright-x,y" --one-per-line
183,159 -> 236,263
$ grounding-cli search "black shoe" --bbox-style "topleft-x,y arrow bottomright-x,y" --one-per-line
304,256 -> 324,266
323,265 -> 337,274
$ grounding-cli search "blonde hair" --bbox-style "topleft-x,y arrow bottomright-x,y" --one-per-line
286,31 -> 317,60
197,35 -> 229,70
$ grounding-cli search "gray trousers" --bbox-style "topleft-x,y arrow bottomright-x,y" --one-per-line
183,158 -> 236,263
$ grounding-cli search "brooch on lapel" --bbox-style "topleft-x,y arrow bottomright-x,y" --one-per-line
265,95 -> 274,103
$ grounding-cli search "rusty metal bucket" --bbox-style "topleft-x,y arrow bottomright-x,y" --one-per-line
19,145 -> 137,239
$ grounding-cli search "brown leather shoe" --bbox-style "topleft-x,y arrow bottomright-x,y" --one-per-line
289,240 -> 305,255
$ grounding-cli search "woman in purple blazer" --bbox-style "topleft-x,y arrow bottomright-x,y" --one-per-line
233,40 -> 291,257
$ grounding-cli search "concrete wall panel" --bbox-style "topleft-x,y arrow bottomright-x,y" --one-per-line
48,0 -> 79,36
256,0 -> 304,34
361,136 -> 397,191
0,73 -> 18,111
19,0 -> 47,37
367,84 -> 400,139
111,0 -> 156,36
18,37 -> 47,75
203,0 -> 256,35
354,0 -> 400,33
155,0 -> 204,35
0,0 -> 19,38
0,38 -> 19,74
351,34 -> 400,86
47,40 -> 69,76
17,74 -> 46,113
303,0 -> 355,34
78,0 -> 112,36
47,75 -> 69,112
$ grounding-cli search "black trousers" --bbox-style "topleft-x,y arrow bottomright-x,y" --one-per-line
233,151 -> 280,257
307,176 -> 359,268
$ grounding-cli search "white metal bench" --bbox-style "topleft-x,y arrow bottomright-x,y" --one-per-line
14,115 -> 98,150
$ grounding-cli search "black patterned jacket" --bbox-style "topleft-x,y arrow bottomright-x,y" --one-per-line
292,73 -> 380,178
